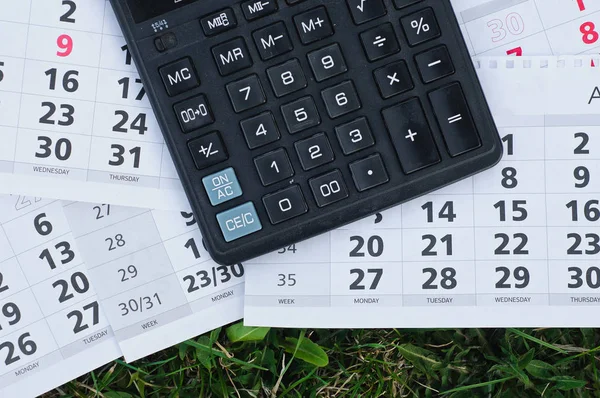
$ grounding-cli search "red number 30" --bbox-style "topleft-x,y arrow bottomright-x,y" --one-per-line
56,34 -> 73,57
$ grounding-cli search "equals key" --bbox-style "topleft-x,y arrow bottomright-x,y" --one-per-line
429,83 -> 481,157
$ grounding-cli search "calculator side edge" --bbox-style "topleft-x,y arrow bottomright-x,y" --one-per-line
108,0 -> 198,206
108,0 -> 231,265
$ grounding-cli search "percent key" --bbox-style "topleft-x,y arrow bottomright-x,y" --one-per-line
402,8 -> 441,46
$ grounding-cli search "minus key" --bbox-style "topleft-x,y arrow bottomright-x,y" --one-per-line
415,45 -> 455,84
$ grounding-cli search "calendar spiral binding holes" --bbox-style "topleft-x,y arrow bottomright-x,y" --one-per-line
474,56 -> 600,70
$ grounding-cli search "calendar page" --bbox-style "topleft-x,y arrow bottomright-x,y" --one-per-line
0,195 -> 121,397
0,0 -> 189,210
244,57 -> 600,328
0,0 -> 597,211
62,202 -> 244,362
452,0 -> 600,56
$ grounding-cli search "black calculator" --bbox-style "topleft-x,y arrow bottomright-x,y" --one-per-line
110,0 -> 502,265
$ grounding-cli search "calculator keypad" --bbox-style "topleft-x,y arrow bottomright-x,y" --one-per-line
212,38 -> 253,76
267,59 -> 307,97
360,23 -> 400,61
335,117 -> 375,155
201,8 -> 238,36
241,112 -> 281,149
159,58 -> 200,96
202,167 -> 243,206
216,202 -> 262,242
242,0 -> 279,20
174,95 -> 214,133
188,132 -> 228,170
321,81 -> 362,119
263,185 -> 308,224
394,0 -> 423,8
415,45 -> 454,83
254,148 -> 295,186
347,0 -> 387,25
429,83 -> 481,156
293,7 -> 334,44
294,133 -> 335,171
307,44 -> 348,82
309,170 -> 349,207
281,96 -> 320,134
253,22 -> 294,60
226,74 -> 266,112
140,0 -> 501,263
382,98 -> 440,173
350,154 -> 390,192
401,8 -> 441,46
373,60 -> 414,98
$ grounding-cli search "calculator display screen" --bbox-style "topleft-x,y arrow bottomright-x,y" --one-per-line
127,0 -> 200,23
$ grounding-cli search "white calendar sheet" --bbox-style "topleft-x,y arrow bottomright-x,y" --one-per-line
0,195 -> 121,397
0,0 -> 189,210
452,0 -> 600,56
244,57 -> 600,328
62,202 -> 244,362
1,0 -> 599,210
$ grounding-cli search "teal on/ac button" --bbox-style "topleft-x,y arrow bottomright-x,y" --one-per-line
216,202 -> 262,242
202,167 -> 242,206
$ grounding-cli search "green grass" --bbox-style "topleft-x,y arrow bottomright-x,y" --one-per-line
44,324 -> 600,397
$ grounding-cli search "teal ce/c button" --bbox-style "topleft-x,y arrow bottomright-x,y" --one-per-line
216,202 -> 262,242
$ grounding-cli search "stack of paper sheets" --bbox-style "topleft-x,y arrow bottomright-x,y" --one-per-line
0,0 -> 599,395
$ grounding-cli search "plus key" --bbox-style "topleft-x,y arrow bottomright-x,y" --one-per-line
382,98 -> 440,174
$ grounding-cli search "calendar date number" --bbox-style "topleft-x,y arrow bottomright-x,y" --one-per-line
350,268 -> 383,290
349,235 -> 383,257
36,136 -> 72,161
568,266 -> 600,289
46,68 -> 79,93
52,271 -> 90,303
422,268 -> 457,290
67,301 -> 99,334
0,302 -> 21,330
183,264 -> 244,293
0,273 -> 9,294
0,333 -> 37,366
278,273 -> 296,287
39,241 -> 75,269
495,266 -> 530,289
119,293 -> 162,316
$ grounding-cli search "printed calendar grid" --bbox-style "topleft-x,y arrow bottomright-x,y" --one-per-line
244,61 -> 600,326
0,196 -> 120,393
454,0 -> 600,56
0,0 -> 188,210
62,201 -> 244,361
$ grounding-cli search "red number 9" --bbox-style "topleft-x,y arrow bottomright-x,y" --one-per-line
56,34 -> 73,57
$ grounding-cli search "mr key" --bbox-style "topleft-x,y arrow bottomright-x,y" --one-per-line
110,0 -> 503,265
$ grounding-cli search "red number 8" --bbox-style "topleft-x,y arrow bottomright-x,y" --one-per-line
580,22 -> 599,45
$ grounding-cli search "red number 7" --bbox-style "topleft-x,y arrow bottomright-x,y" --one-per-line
506,47 -> 523,56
